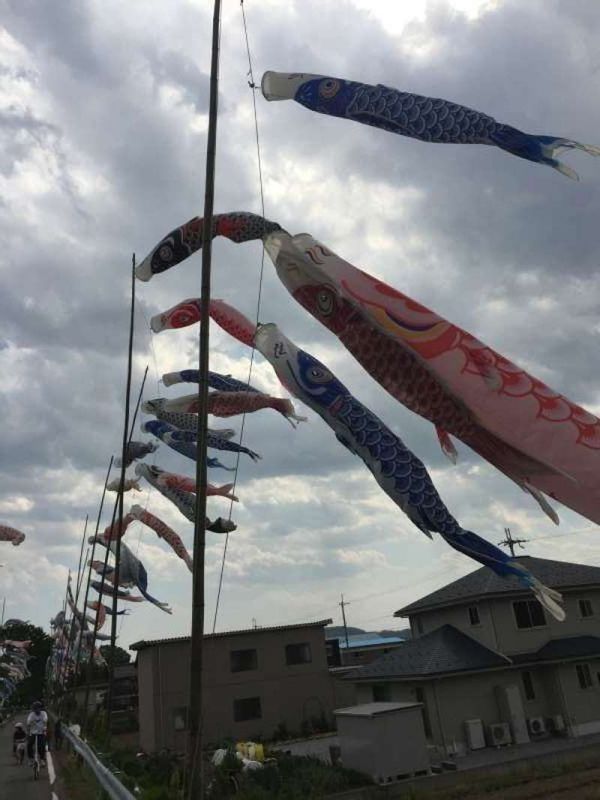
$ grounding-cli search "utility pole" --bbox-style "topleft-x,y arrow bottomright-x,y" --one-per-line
339,594 -> 351,648
497,527 -> 528,558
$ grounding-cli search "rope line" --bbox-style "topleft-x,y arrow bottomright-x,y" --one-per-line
211,0 -> 268,632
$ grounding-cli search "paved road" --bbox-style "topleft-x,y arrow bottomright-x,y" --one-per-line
0,715 -> 56,800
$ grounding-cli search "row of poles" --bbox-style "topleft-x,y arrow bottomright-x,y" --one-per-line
52,3 -> 221,797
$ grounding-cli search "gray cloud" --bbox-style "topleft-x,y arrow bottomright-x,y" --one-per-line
1,0 -> 599,644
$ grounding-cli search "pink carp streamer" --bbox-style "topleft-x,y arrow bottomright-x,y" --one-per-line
135,463 -> 237,531
264,230 -> 600,525
152,467 -> 238,501
150,298 -> 256,347
129,505 -> 193,572
163,390 -> 306,426
0,524 -> 25,546
0,640 -> 31,649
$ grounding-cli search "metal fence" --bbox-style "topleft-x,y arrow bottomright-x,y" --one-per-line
62,724 -> 136,800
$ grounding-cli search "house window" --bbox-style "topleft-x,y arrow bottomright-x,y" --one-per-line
173,707 -> 188,731
513,600 -> 546,629
579,599 -> 594,618
468,606 -> 481,626
414,687 -> 432,738
576,663 -> 594,690
233,697 -> 262,722
372,684 -> 391,702
230,648 -> 258,673
522,671 -> 536,701
285,642 -> 312,665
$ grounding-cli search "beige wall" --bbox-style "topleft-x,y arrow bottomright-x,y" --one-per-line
409,589 -> 600,657
136,625 -> 337,752
355,659 -> 600,754
556,658 -> 600,736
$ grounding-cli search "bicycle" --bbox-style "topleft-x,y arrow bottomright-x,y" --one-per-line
31,733 -> 44,780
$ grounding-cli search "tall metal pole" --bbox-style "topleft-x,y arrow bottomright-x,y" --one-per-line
106,255 -> 136,736
188,1 -> 221,795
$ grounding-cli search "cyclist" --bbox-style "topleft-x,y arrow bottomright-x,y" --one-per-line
26,701 -> 48,767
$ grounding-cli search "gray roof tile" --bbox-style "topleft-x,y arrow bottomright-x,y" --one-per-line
396,557 -> 600,616
130,618 -> 332,651
347,625 -> 510,680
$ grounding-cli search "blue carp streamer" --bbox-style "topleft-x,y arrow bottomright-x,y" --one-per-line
142,411 -> 260,461
255,323 -> 565,620
162,369 -> 261,394
262,71 -> 600,179
142,419 -> 235,470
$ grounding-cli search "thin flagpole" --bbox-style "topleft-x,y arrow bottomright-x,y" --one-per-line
71,457 -> 113,705
56,516 -> 88,697
82,365 -> 148,733
187,1 -> 221,796
106,254 -> 136,737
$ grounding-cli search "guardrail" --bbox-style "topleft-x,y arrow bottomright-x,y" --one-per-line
61,724 -> 136,800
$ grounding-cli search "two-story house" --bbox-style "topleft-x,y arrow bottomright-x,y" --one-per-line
131,618 -> 333,752
349,556 -> 600,755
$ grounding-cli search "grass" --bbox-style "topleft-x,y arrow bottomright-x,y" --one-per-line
393,751 -> 600,799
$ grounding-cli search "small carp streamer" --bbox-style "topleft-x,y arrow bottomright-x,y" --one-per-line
162,369 -> 261,394
143,398 -> 232,436
129,504 -> 194,571
264,230 -> 600,526
150,468 -> 239,501
135,464 -> 237,532
142,420 -> 235,470
0,524 -> 25,546
107,477 -> 142,493
256,323 -> 565,621
150,297 -> 256,347
261,71 -> 600,180
95,538 -> 173,614
142,407 -> 261,460
115,440 -> 158,468
136,211 -> 282,281
85,601 -> 128,631
162,390 -> 306,426
90,580 -> 144,602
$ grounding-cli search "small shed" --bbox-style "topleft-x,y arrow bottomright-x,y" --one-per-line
334,702 -> 429,782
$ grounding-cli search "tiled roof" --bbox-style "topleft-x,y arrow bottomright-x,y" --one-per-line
346,625 -> 510,680
396,557 -> 600,616
513,636 -> 600,664
338,634 -> 407,650
130,618 -> 332,651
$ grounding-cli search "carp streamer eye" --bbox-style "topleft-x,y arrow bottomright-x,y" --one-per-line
316,288 -> 335,316
307,366 -> 333,384
319,78 -> 340,99
158,243 -> 173,262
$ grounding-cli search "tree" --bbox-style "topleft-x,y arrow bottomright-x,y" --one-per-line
99,644 -> 131,667
0,621 -> 53,707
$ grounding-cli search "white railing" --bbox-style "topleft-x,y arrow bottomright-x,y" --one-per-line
61,724 -> 136,800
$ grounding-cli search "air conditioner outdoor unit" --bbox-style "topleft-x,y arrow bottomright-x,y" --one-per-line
464,719 -> 486,750
527,716 -> 547,736
550,714 -> 566,733
488,722 -> 512,747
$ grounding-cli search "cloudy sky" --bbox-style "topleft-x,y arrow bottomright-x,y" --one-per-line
1,0 -> 600,650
